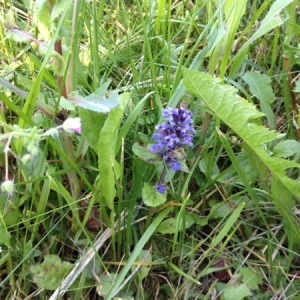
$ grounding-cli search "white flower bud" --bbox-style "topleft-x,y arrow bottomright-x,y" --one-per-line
1,180 -> 14,195
62,117 -> 82,134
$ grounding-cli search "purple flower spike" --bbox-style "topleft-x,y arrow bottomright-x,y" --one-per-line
151,107 -> 195,171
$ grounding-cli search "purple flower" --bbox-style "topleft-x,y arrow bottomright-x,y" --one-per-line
168,160 -> 182,172
150,107 -> 195,171
156,184 -> 167,194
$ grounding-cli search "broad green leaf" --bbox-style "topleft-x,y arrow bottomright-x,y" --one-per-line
71,91 -> 120,113
30,255 -> 73,290
36,0 -> 51,25
50,0 -> 70,22
242,72 -> 275,104
93,80 -> 112,96
224,0 -> 246,32
0,227 -> 11,246
156,214 -> 194,234
6,28 -> 32,43
240,267 -> 262,290
271,177 -> 300,247
199,151 -> 220,178
183,69 -> 300,202
78,81 -> 114,150
216,153 -> 258,186
0,194 -> 19,226
242,71 -> 275,129
132,143 -> 162,164
80,109 -> 106,151
273,140 -> 300,159
183,69 -> 300,244
98,93 -> 130,209
59,97 -> 76,111
96,273 -> 118,297
209,200 -> 231,219
223,283 -> 252,300
142,183 -> 167,207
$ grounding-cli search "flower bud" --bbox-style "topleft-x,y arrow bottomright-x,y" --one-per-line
62,117 -> 82,134
1,180 -> 14,195
156,184 -> 167,194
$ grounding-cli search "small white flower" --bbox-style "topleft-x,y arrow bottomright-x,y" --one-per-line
1,180 -> 14,196
62,117 -> 82,134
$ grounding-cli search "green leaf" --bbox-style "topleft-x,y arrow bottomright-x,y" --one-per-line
240,267 -> 262,290
59,97 -> 76,111
132,143 -> 162,164
50,51 -> 66,76
210,201 -> 245,249
0,227 -> 11,247
6,28 -> 32,43
36,0 -> 51,25
242,72 -> 275,104
98,93 -> 130,209
71,91 -> 120,113
156,214 -> 194,234
271,177 -> 300,248
80,109 -> 106,151
209,200 -> 231,219
105,207 -> 173,300
142,183 -> 167,207
0,194 -> 19,226
183,69 -> 300,244
294,77 -> 300,93
96,273 -> 118,297
224,0 -> 247,32
273,140 -> 300,159
116,92 -> 154,153
2,10 -> 16,29
242,71 -> 275,129
133,249 -> 152,280
241,0 -> 294,53
50,0 -> 70,22
30,255 -> 73,290
183,69 -> 300,200
79,81 -> 114,150
231,0 -> 294,75
223,283 -> 252,300
199,151 -> 220,178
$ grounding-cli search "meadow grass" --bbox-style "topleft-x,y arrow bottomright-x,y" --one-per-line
0,0 -> 300,299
